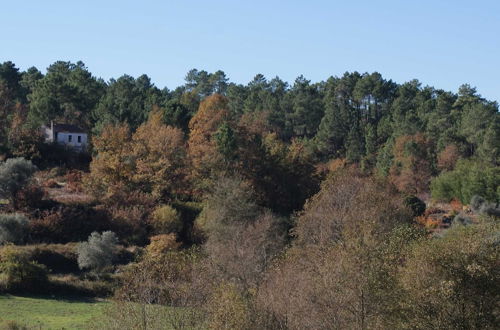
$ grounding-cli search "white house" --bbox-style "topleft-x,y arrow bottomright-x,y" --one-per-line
42,122 -> 88,152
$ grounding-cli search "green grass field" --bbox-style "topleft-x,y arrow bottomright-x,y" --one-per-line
0,294 -> 107,329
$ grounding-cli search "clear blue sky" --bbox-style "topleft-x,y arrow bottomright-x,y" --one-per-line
2,0 -> 499,102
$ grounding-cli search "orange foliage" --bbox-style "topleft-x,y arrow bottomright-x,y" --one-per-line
87,123 -> 133,196
146,234 -> 181,256
389,133 -> 433,194
87,110 -> 188,199
449,198 -> 463,212
237,111 -> 271,136
187,94 -> 229,180
131,107 -> 187,198
416,215 -> 440,229
328,158 -> 348,173
423,207 -> 444,217
315,158 -> 347,177
437,144 -> 460,172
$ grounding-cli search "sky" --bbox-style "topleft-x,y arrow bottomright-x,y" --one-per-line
2,0 -> 499,102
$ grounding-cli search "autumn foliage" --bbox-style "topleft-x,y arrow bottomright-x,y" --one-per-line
131,107 -> 187,198
87,107 -> 187,199
389,133 -> 434,194
437,144 -> 460,172
187,94 -> 229,183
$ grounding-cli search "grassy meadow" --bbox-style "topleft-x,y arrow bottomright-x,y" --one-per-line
0,295 -> 107,329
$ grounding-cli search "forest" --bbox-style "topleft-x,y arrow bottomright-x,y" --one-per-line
0,60 -> 499,329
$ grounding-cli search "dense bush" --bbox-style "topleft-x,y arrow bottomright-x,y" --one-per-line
0,214 -> 28,244
7,243 -> 134,275
172,200 -> 203,245
0,158 -> 37,207
206,282 -> 251,330
13,184 -> 47,210
431,159 -> 500,204
398,220 -> 500,329
29,204 -> 112,243
149,205 -> 182,235
145,234 -> 181,256
115,248 -> 204,306
30,244 -> 79,273
403,195 -> 426,217
0,245 -> 48,293
77,231 -> 118,272
96,190 -> 157,246
49,274 -> 115,297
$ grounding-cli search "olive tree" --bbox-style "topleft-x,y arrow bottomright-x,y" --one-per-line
0,157 -> 37,206
0,213 -> 29,244
77,231 -> 118,272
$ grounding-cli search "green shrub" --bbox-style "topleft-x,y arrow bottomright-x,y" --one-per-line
0,214 -> 29,245
150,205 -> 182,235
206,283 -> 251,330
0,245 -> 48,293
431,159 -> 500,204
30,244 -> 79,273
49,274 -> 115,297
398,219 -> 499,329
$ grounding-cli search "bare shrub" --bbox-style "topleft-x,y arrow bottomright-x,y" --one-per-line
255,172 -> 417,329
106,249 -> 206,329
293,171 -> 412,246
204,211 -> 286,290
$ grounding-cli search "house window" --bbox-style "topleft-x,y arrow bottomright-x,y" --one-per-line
77,136 -> 81,143
68,135 -> 72,142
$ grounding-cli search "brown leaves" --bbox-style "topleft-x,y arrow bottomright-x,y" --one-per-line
87,123 -> 133,196
389,133 -> 434,195
437,144 -> 460,172
87,107 -> 188,199
187,94 -> 229,182
131,107 -> 187,198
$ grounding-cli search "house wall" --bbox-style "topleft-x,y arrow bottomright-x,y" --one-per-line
55,132 -> 88,150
